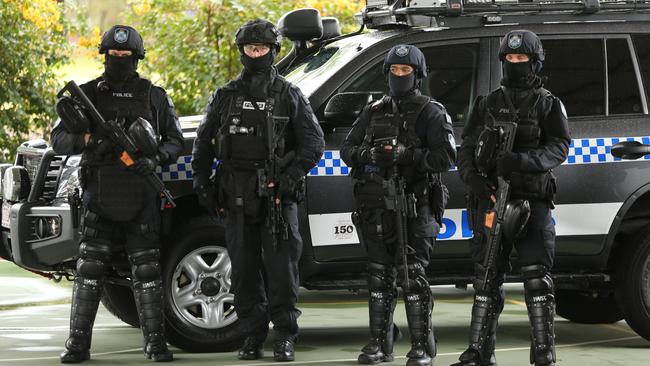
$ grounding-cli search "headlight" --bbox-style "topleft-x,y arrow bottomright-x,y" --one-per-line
0,164 -> 13,199
3,166 -> 30,202
30,216 -> 62,241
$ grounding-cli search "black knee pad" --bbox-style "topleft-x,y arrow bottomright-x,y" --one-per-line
368,262 -> 395,292
76,258 -> 107,279
128,249 -> 161,283
522,264 -> 553,295
405,262 -> 430,294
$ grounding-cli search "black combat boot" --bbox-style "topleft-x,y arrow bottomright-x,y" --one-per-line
359,263 -> 399,365
60,276 -> 103,363
238,335 -> 265,360
523,265 -> 556,366
273,338 -> 295,362
404,290 -> 436,366
130,249 -> 173,362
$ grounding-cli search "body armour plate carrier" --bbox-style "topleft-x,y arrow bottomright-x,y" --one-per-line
353,95 -> 431,210
83,77 -> 156,222
216,77 -> 286,170
482,87 -> 556,201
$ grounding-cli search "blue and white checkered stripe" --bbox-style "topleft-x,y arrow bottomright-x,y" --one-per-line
158,136 -> 650,181
568,136 -> 650,164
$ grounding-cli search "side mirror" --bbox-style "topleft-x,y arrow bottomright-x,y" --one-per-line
324,92 -> 374,126
317,17 -> 342,42
610,141 -> 650,160
278,8 -> 323,42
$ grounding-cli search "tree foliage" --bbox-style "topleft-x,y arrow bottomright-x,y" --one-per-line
126,0 -> 362,116
0,0 -> 68,161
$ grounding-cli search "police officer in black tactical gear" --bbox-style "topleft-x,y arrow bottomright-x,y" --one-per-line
453,30 -> 570,366
51,25 -> 183,363
341,44 -> 456,366
191,19 -> 324,362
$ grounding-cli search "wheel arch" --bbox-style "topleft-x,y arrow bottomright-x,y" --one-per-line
606,182 -> 650,271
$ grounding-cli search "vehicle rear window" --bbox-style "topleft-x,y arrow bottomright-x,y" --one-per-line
633,35 -> 650,107
543,39 -> 605,117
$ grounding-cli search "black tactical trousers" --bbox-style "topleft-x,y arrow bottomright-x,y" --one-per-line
359,205 -> 438,268
469,199 -> 555,271
224,202 -> 303,342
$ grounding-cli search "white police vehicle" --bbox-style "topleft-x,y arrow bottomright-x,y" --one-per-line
1,0 -> 650,351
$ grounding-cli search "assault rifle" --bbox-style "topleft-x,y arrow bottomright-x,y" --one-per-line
57,80 -> 176,208
376,136 -> 418,291
481,122 -> 517,290
256,116 -> 293,250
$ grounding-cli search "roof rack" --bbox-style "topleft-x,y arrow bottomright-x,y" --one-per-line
357,0 -> 650,29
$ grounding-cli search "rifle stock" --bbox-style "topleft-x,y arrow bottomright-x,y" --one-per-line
57,80 -> 176,208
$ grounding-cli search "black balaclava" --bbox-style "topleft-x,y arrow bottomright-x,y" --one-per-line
104,55 -> 138,85
501,59 -> 544,89
388,72 -> 417,98
241,47 -> 277,99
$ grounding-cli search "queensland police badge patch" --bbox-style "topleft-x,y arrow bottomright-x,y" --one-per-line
114,28 -> 129,43
395,45 -> 409,57
508,34 -> 522,49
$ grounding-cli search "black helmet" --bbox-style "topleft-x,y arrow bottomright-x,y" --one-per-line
99,25 -> 145,59
383,44 -> 427,78
501,199 -> 531,242
235,19 -> 282,51
498,30 -> 544,62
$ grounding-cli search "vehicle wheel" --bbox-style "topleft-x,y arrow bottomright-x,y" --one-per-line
556,289 -> 623,324
614,228 -> 650,340
162,216 -> 245,352
101,283 -> 139,327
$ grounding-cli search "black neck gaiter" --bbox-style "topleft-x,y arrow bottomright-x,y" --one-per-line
104,55 -> 137,85
388,73 -> 416,97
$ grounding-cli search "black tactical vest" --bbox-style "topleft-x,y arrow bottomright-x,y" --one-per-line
484,87 -> 544,154
216,77 -> 286,170
353,95 -> 432,210
82,77 -> 157,222
483,87 -> 556,200
94,78 -> 154,127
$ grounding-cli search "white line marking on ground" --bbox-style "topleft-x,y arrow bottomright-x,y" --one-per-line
0,335 -> 640,363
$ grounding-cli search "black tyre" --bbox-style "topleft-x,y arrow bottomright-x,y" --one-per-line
556,289 -> 623,324
162,216 -> 245,352
101,283 -> 139,327
614,228 -> 650,341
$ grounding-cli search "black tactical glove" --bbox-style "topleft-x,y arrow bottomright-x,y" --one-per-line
496,151 -> 521,177
195,184 -> 217,216
355,147 -> 372,165
466,174 -> 495,200
278,166 -> 304,198
157,149 -> 171,165
396,146 -> 422,166
85,134 -> 113,155
133,157 -> 157,177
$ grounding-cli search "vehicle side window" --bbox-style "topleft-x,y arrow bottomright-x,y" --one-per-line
342,42 -> 479,125
607,38 -> 643,114
632,35 -> 650,107
542,39 -> 605,117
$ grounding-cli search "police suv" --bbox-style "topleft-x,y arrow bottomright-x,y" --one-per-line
1,0 -> 650,351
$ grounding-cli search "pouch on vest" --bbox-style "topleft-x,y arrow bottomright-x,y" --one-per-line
428,173 -> 449,226
475,126 -> 502,174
